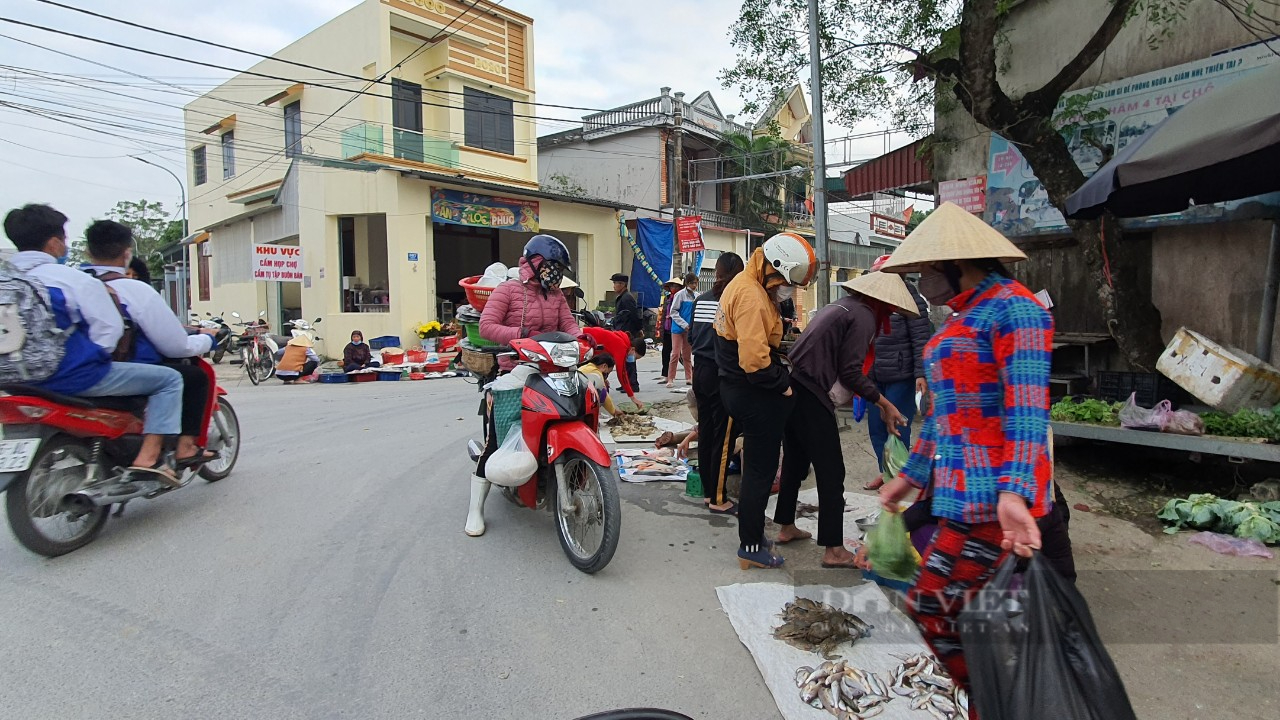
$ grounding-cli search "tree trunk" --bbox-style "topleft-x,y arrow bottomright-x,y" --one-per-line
1009,122 -> 1167,371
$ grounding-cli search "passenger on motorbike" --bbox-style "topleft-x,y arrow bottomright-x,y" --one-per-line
466,234 -> 581,537
3,205 -> 184,485
83,220 -> 220,469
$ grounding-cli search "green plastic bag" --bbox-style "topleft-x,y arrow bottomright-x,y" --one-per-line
866,510 -> 918,583
881,434 -> 909,484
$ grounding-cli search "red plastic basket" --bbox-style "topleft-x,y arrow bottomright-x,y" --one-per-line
352,372 -> 377,383
423,361 -> 450,373
381,350 -> 405,365
459,276 -> 495,310
438,335 -> 459,353
405,349 -> 429,364
409,372 -> 427,381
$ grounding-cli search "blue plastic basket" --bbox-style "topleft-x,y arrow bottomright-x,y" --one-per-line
376,370 -> 403,381
318,373 -> 348,384
369,335 -> 401,350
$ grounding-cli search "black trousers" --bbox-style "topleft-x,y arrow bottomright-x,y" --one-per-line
162,361 -> 210,438
774,383 -> 847,547
660,329 -> 672,375
720,379 -> 794,551
693,361 -> 737,504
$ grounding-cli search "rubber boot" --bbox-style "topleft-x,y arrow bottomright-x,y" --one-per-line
465,474 -> 490,537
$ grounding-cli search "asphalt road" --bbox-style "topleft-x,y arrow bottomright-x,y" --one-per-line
0,363 -> 787,720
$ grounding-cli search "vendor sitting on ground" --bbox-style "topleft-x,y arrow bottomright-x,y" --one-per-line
342,330 -> 380,372
276,335 -> 320,383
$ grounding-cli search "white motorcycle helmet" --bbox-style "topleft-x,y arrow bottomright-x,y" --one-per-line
762,232 -> 818,286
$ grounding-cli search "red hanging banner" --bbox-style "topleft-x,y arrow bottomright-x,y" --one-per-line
675,215 -> 705,252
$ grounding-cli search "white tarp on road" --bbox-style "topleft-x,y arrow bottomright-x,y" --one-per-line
715,582 -> 936,720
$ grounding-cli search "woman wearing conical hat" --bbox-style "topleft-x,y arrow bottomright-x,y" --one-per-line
877,202 -> 1055,694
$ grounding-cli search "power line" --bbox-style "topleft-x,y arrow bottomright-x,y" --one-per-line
31,0 -> 614,115
0,16 -> 591,125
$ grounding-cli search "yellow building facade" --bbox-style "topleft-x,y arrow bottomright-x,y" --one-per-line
183,0 -> 627,354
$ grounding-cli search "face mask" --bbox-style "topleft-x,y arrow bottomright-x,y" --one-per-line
538,262 -> 564,290
917,269 -> 956,305
774,285 -> 795,302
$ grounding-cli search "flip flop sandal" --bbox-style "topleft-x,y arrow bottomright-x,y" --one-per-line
175,449 -> 218,469
127,462 -> 181,488
709,502 -> 738,515
821,559 -> 861,569
737,547 -> 785,570
864,478 -> 885,491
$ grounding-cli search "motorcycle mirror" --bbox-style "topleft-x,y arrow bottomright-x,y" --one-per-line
258,310 -> 267,317
231,312 -> 241,319
313,318 -> 322,324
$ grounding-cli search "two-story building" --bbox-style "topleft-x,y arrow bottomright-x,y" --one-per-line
183,0 -> 630,350
538,87 -> 819,291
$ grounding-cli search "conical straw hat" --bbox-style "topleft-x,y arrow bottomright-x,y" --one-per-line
839,271 -> 920,317
287,334 -> 313,348
879,202 -> 1027,274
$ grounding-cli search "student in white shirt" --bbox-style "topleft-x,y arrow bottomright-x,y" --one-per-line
83,220 -> 220,469
3,205 -> 184,485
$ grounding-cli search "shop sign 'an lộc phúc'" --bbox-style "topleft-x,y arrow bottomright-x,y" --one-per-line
431,188 -> 540,232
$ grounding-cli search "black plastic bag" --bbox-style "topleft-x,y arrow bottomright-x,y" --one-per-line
958,554 -> 1136,720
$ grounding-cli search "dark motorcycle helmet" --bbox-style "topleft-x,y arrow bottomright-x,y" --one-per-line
523,234 -> 573,274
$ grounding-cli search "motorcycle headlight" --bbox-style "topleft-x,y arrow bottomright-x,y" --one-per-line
548,341 -> 580,368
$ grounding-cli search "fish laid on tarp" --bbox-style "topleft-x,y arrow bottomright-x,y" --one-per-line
887,653 -> 967,720
773,597 -> 872,657
793,659 -> 891,719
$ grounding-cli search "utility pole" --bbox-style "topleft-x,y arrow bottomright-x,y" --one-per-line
672,91 -> 686,278
807,0 -> 830,307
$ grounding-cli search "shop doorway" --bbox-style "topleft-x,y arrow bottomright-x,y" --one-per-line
432,225 -> 578,316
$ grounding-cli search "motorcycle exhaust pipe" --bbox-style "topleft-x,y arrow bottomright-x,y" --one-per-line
61,492 -> 103,513
61,481 -> 160,511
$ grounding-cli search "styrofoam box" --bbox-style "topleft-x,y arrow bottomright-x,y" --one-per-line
1156,327 -> 1280,412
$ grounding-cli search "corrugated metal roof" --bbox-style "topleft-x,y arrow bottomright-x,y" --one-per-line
842,137 -> 933,200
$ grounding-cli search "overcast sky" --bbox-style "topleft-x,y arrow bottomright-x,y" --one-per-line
0,0 -> 890,247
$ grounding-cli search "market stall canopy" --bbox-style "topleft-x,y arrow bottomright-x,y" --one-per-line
1066,62 -> 1280,219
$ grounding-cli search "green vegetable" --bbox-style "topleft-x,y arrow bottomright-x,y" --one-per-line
1157,494 -> 1280,544
1199,408 -> 1280,442
1051,397 -> 1123,425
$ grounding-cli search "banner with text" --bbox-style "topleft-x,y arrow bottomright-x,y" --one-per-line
675,215 -> 705,253
431,188 -> 540,232
870,213 -> 907,240
253,244 -> 303,282
985,40 -> 1280,236
939,177 -> 987,214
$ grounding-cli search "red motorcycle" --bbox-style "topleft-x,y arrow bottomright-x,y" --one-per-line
467,332 -> 621,573
0,357 -> 241,557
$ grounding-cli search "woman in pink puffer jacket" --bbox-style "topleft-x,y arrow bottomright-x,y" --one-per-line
479,261 -> 579,371
467,235 -> 581,538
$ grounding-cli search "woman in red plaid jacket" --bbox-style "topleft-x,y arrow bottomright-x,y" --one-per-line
877,202 -> 1055,694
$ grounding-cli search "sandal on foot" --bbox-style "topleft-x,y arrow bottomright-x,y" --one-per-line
864,478 -> 885,491
175,449 -> 218,469
709,501 -> 738,515
737,546 -> 785,570
127,461 -> 180,488
821,558 -> 861,569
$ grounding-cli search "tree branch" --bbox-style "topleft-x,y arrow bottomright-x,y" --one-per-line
954,0 -> 1018,127
1022,0 -> 1139,114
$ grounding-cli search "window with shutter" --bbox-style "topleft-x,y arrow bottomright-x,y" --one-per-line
284,102 -> 302,158
221,131 -> 235,178
192,146 -> 207,185
463,87 -> 514,155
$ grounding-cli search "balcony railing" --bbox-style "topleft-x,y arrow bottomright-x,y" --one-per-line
340,122 -> 459,169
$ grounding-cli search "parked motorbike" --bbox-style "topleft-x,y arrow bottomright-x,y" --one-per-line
189,311 -> 233,364
0,356 -> 241,557
466,332 -> 621,574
